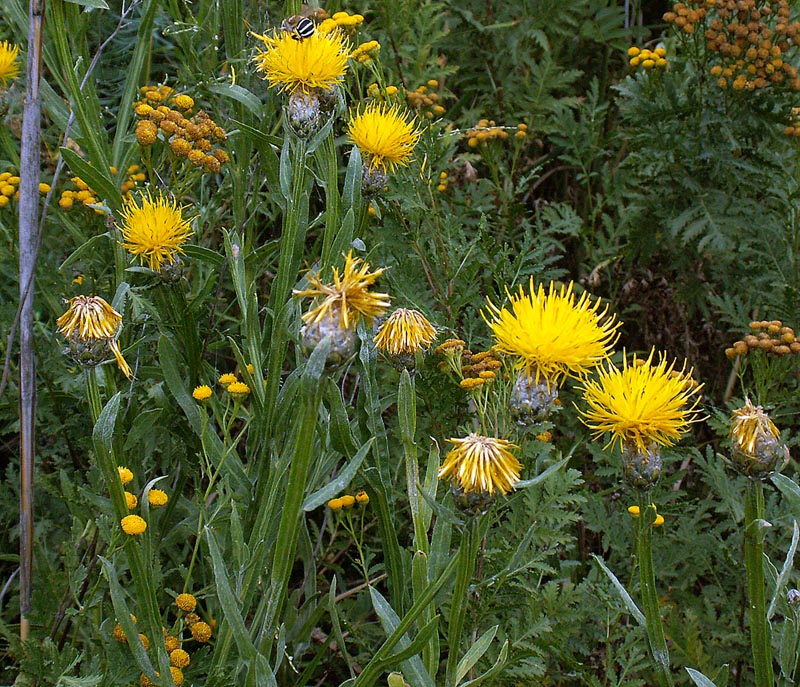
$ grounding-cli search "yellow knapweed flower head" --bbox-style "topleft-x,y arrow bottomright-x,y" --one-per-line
485,279 -> 619,387
294,251 -> 391,330
374,308 -> 437,356
579,349 -> 704,452
438,434 -> 522,495
56,295 -> 133,379
729,398 -> 788,477
0,41 -> 20,87
119,192 -> 193,272
252,29 -> 350,94
121,514 -> 147,535
347,102 -> 421,172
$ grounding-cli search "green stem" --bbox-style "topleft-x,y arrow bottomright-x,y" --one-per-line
745,479 -> 774,687
318,130 -> 341,270
636,494 -> 674,687
399,370 -> 428,555
445,518 -> 481,687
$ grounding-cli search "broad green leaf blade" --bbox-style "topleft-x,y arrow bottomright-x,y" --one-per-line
456,625 -> 498,684
459,640 -> 509,687
591,554 -> 646,626
686,667 -> 718,687
303,438 -> 374,511
206,526 -> 256,660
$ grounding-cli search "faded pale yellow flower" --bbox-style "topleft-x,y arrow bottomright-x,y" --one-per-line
294,251 -> 390,330
579,350 -> 704,452
485,280 -> 619,387
347,102 -> 421,172
119,192 -> 193,272
374,308 -> 437,356
438,434 -> 522,495
252,29 -> 349,94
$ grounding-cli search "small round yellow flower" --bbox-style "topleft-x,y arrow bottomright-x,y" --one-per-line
218,373 -> 237,386
176,593 -> 197,612
113,623 -> 128,642
119,192 -> 194,272
653,514 -> 665,527
579,350 -> 704,452
138,633 -> 150,650
165,635 -> 180,652
627,505 -> 641,517
374,308 -> 437,356
226,381 -> 250,399
438,434 -> 522,495
340,494 -> 356,508
148,489 -> 169,507
121,514 -> 147,535
0,41 -> 20,87
170,648 -> 190,668
118,466 -> 134,485
124,491 -> 138,509
328,497 -> 344,510
184,613 -> 200,627
355,490 -> 369,504
252,29 -> 350,94
191,621 -> 212,643
485,280 -> 619,387
170,666 -> 184,686
172,94 -> 194,111
347,102 -> 421,172
192,385 -> 212,401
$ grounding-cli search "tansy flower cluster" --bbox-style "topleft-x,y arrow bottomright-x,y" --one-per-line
434,171 -> 449,192
0,172 -> 50,208
317,10 -> 365,34
118,192 -> 194,272
466,120 -> 528,147
627,46 -> 668,69
134,87 -> 229,173
328,490 -> 370,510
628,504 -> 666,526
0,41 -> 20,87
725,319 -> 800,358
436,340 -> 503,392
117,467 -> 169,535
192,369 -> 260,403
406,80 -> 447,118
58,166 -> 146,213
665,0 -> 800,91
367,83 -> 399,102
351,40 -> 380,64
783,106 -> 800,137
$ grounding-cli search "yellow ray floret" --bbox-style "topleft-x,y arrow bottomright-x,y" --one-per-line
347,102 -> 421,172
294,251 -> 391,330
484,279 -> 619,386
252,29 -> 350,94
579,350 -> 704,452
374,308 -> 437,356
119,192 -> 193,272
438,434 -> 522,495
0,41 -> 20,87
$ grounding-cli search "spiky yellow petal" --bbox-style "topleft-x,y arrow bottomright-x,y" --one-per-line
438,434 -> 522,495
0,42 -> 20,87
374,308 -> 437,356
347,102 -> 421,172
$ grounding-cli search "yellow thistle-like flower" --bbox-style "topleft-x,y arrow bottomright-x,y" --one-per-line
119,192 -> 193,272
347,102 -> 421,172
118,466 -> 134,485
485,280 -> 619,387
121,514 -> 147,535
294,251 -> 391,330
148,489 -> 168,507
730,398 -> 787,476
252,29 -> 350,94
0,41 -> 20,87
438,434 -> 522,495
374,308 -> 437,356
56,295 -> 133,379
579,350 -> 704,452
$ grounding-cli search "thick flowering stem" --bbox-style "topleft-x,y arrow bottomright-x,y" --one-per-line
398,370 -> 429,555
744,479 -> 774,687
445,518 -> 481,687
317,130 -> 341,270
636,493 -> 674,687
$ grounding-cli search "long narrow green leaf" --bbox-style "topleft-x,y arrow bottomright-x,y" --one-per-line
591,554 -> 646,626
768,519 -> 799,619
459,640 -> 509,687
685,668 -> 718,687
456,625 -> 498,684
303,438 -> 374,511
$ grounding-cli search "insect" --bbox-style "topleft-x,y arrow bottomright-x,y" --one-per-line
281,14 -> 316,41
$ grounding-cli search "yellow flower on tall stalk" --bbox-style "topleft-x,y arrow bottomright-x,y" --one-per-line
0,41 -> 20,87
485,279 -> 619,387
118,192 -> 193,272
56,295 -> 133,379
579,350 -> 703,452
374,308 -> 437,357
347,102 -> 421,172
252,29 -> 350,94
438,434 -> 522,495
294,251 -> 390,330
